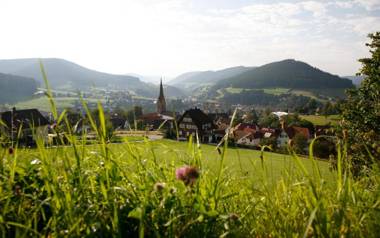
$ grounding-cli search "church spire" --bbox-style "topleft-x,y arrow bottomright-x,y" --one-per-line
157,78 -> 166,114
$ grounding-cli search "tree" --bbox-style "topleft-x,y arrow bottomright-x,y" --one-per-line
341,32 -> 380,173
313,137 -> 336,159
292,133 -> 308,154
243,109 -> 259,124
259,137 -> 277,151
258,114 -> 280,128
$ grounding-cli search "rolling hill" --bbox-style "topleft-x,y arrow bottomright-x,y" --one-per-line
0,58 -> 142,89
0,58 -> 185,98
0,73 -> 38,103
169,66 -> 253,91
214,59 -> 353,90
204,59 -> 354,101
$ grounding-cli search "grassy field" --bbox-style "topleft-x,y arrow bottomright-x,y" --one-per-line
224,87 -> 290,96
289,89 -> 320,99
300,114 -> 341,125
1,80 -> 379,237
262,87 -> 290,95
1,134 -> 379,237
14,97 -> 106,111
130,140 -> 334,181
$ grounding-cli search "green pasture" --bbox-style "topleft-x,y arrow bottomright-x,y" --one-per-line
224,87 -> 290,96
262,87 -> 290,95
1,132 -> 378,237
14,96 -> 106,111
300,114 -> 341,125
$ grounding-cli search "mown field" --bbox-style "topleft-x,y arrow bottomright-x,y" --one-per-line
1,136 -> 379,237
14,97 -> 107,112
300,114 -> 341,125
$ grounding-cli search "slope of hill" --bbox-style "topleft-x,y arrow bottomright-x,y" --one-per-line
169,66 -> 253,90
0,58 -> 148,92
136,83 -> 187,98
0,73 -> 38,103
215,59 -> 353,90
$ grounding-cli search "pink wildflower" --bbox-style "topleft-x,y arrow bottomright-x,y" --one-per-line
175,166 -> 200,186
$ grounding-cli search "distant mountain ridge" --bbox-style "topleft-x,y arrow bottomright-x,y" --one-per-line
0,58 -> 185,98
169,66 -> 253,90
0,58 -> 141,89
0,58 -> 355,105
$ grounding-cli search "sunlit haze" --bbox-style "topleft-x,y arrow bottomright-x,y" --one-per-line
1,0 -> 379,78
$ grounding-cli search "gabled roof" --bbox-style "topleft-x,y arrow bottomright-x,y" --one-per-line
235,130 -> 263,141
178,108 -> 216,130
234,123 -> 258,131
285,126 -> 310,139
139,112 -> 174,121
1,109 -> 49,129
234,130 -> 251,141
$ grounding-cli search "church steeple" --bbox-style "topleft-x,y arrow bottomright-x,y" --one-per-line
157,78 -> 166,114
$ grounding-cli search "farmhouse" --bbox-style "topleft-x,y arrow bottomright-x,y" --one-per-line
235,131 -> 263,147
139,112 -> 174,130
0,108 -> 49,145
277,126 -> 311,147
177,108 -> 216,143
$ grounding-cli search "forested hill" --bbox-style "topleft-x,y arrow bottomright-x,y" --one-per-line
214,59 -> 354,90
169,66 -> 253,90
0,58 -> 143,91
0,73 -> 38,103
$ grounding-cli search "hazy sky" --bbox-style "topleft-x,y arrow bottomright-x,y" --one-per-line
0,0 -> 379,78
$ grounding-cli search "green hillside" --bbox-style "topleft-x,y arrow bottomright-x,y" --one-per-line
0,73 -> 38,103
169,66 -> 253,91
214,59 -> 354,92
0,58 -> 140,89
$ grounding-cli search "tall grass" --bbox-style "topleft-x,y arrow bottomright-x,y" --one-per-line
0,62 -> 379,237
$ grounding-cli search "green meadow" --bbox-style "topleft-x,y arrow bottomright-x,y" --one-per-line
1,136 -> 379,237
300,114 -> 341,126
14,97 -> 107,112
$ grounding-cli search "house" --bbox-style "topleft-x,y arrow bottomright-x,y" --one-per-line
277,126 -> 311,147
233,123 -> 259,133
235,131 -> 263,148
139,112 -> 174,130
0,108 -> 49,145
211,128 -> 227,143
177,108 -> 216,143
260,128 -> 279,139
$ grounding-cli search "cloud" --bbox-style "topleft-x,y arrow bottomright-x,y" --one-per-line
354,0 -> 380,10
0,0 -> 377,76
301,1 -> 328,17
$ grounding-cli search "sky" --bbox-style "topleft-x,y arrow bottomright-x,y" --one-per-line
0,0 -> 379,80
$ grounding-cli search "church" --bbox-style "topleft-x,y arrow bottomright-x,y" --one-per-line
157,79 -> 166,114
138,78 -> 174,130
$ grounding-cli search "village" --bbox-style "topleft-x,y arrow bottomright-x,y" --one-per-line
0,80 -> 335,158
